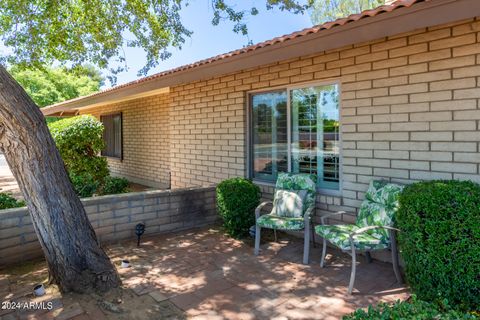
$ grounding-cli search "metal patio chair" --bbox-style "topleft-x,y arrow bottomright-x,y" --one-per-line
254,172 -> 316,265
315,180 -> 404,294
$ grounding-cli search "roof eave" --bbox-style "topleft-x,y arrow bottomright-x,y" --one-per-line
42,0 -> 479,116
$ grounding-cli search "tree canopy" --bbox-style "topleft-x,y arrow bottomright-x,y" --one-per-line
0,0 -> 312,80
8,65 -> 103,107
310,0 -> 385,24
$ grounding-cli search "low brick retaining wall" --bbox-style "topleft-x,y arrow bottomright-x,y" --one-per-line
0,186 -> 217,267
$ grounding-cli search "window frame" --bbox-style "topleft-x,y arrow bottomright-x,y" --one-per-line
100,112 -> 123,160
246,79 -> 343,196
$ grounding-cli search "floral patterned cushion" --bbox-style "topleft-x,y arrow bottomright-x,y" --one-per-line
356,180 -> 404,241
315,225 -> 389,251
256,214 -> 304,230
275,173 -> 317,217
272,189 -> 307,218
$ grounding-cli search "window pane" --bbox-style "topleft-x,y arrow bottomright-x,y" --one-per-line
291,85 -> 340,190
113,114 -> 122,158
251,91 -> 288,181
101,113 -> 122,159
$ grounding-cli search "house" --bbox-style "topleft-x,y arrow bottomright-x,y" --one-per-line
43,0 -> 480,228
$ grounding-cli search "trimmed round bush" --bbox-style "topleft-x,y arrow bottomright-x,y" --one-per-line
396,180 -> 480,311
216,178 -> 261,238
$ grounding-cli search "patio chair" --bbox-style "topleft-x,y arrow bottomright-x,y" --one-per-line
254,172 -> 317,265
315,180 -> 404,294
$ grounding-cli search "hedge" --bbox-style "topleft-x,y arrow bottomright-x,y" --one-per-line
344,296 -> 477,320
396,180 -> 480,311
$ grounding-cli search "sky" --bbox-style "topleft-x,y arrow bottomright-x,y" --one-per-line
112,1 -> 314,87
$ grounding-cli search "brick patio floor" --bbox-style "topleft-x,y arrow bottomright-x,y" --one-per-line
1,227 -> 409,319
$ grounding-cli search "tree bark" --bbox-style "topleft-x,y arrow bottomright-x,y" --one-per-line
0,65 -> 120,293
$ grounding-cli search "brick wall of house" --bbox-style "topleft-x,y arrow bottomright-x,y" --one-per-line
79,18 -> 480,227
169,17 -> 480,225
81,93 -> 171,188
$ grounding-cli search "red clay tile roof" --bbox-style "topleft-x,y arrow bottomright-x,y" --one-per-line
45,0 -> 427,108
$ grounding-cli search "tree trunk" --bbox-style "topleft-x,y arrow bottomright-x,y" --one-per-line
0,65 -> 120,293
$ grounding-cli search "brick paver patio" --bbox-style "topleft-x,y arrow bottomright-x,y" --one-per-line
1,227 -> 409,319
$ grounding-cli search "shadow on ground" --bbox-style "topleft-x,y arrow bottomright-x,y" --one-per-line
0,226 -> 409,320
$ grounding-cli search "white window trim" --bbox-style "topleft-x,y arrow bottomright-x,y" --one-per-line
245,79 -> 343,197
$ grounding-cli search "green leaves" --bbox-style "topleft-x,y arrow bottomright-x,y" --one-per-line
310,0 -> 385,24
396,180 -> 480,312
216,177 -> 261,238
8,65 -> 103,107
48,115 -> 109,196
100,176 -> 130,195
0,193 -> 25,210
0,0 -> 191,78
0,1 -> 313,77
48,115 -> 130,198
344,295 -> 477,320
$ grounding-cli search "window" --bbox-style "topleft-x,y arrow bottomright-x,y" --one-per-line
101,113 -> 122,159
250,83 -> 340,191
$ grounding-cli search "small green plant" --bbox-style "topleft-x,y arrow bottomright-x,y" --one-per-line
396,180 -> 480,311
100,176 -> 130,195
344,296 -> 477,320
216,177 -> 261,238
69,173 -> 100,198
0,193 -> 25,209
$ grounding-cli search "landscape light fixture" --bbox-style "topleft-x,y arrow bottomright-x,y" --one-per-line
135,223 -> 145,247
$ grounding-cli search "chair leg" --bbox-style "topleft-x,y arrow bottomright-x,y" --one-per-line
311,221 -> 316,248
254,225 -> 261,256
303,224 -> 310,265
365,251 -> 372,263
320,238 -> 327,268
390,230 -> 403,283
348,246 -> 357,295
274,229 -> 278,242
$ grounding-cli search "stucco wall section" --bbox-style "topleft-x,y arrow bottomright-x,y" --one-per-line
81,93 -> 171,188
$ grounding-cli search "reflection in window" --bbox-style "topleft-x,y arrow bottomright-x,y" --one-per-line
250,83 -> 340,191
291,85 -> 339,190
252,92 -> 288,181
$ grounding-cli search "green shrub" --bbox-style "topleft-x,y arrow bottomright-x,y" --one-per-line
48,115 -> 131,197
100,176 -> 130,195
69,173 -> 100,198
0,193 -> 25,209
396,180 -> 480,311
48,115 -> 108,183
216,178 -> 261,238
344,296 -> 477,320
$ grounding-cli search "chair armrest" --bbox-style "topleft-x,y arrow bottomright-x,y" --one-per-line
349,225 -> 400,239
255,201 -> 273,219
320,211 -> 346,225
304,206 -> 315,219
303,208 -> 314,225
